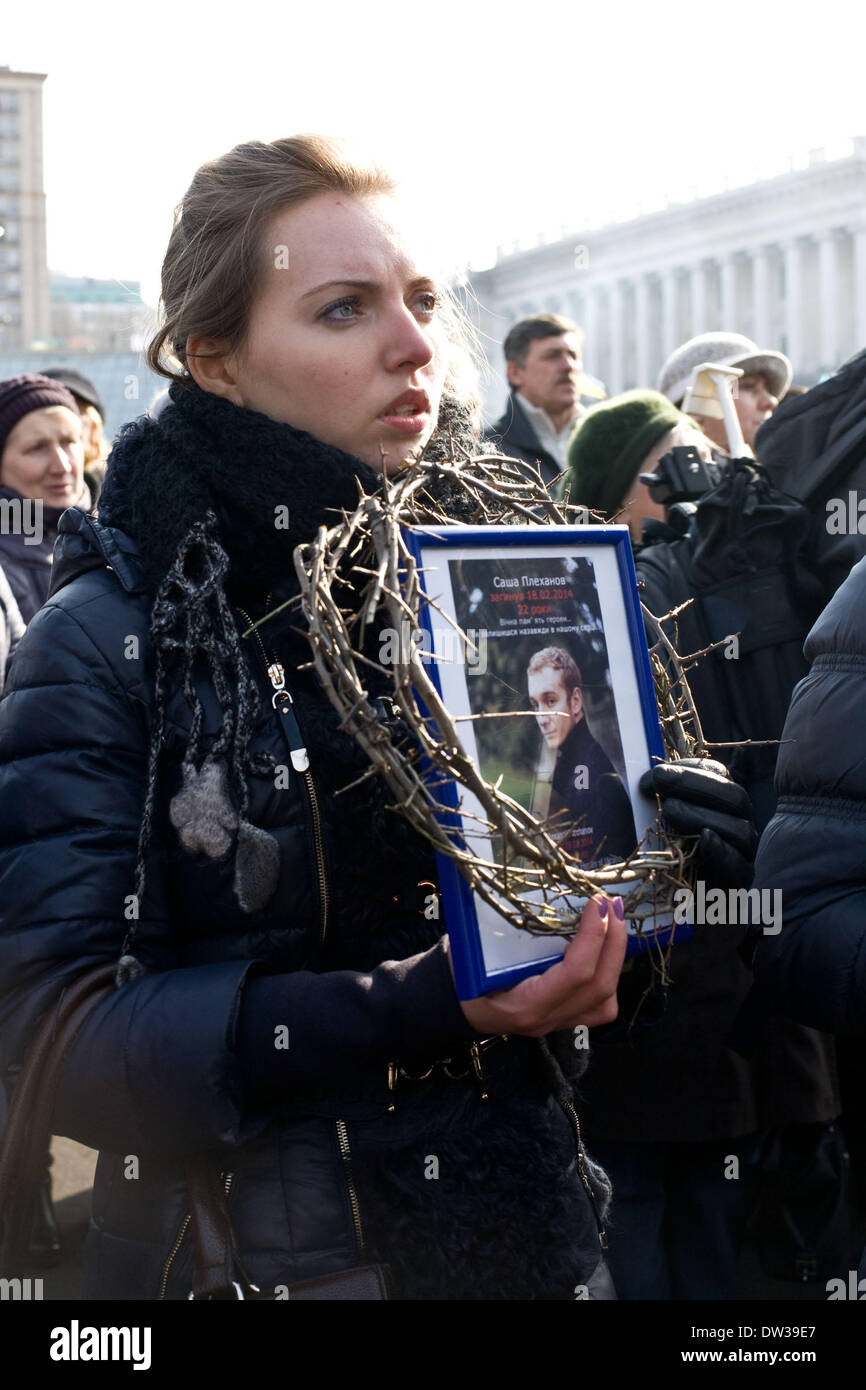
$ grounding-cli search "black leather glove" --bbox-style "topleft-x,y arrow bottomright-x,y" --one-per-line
639,757 -> 758,888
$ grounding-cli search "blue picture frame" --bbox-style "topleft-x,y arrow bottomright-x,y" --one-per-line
401,523 -> 688,999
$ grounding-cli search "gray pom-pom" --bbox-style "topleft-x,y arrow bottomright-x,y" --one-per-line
116,954 -> 148,987
233,819 -> 281,913
169,757 -> 238,859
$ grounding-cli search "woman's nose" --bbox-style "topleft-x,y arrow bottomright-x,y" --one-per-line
383,305 -> 436,372
49,446 -> 73,472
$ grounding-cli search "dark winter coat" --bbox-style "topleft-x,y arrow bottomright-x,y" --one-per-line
0,565 -> 24,696
751,552 -> 866,1036
0,483 -> 87,624
484,392 -> 564,489
634,462 -> 826,832
552,718 -> 636,864
577,475 -> 839,1144
0,386 -> 609,1300
756,346 -> 866,607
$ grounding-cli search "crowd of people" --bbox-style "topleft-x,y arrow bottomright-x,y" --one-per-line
0,132 -> 864,1302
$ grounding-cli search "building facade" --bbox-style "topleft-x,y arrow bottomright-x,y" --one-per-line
51,275 -> 152,354
0,67 -> 50,352
468,142 -> 866,421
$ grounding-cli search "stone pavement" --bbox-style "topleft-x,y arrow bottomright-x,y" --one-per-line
16,1136 -> 95,1300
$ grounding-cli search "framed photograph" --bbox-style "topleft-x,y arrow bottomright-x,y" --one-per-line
402,523 -> 685,999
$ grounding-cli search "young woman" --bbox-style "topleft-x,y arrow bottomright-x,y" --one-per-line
0,136 -> 633,1301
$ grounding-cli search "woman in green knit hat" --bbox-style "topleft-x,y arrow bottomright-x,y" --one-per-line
562,389 -> 714,542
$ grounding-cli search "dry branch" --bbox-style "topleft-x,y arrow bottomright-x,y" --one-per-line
279,449 -> 706,938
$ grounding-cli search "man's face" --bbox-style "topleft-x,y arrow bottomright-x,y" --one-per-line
528,664 -> 583,750
507,332 -> 582,417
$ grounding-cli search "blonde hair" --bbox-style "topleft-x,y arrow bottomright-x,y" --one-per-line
147,134 -> 480,408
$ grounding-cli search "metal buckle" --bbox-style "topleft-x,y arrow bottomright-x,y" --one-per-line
385,1035 -> 508,1109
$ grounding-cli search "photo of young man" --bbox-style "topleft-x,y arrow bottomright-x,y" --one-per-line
527,645 -> 637,864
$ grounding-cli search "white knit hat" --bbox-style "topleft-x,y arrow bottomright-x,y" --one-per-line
657,332 -> 792,406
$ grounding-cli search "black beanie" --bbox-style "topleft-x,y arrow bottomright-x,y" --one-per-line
563,389 -> 683,517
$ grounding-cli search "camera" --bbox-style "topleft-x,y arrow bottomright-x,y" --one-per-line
639,445 -> 722,534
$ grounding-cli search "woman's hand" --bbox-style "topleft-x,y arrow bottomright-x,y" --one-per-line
452,895 -> 628,1037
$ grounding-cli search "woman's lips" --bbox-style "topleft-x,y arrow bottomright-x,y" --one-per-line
377,409 -> 429,435
378,388 -> 431,434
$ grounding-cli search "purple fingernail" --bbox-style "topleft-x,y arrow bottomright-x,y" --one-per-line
612,897 -> 625,921
597,897 -> 609,920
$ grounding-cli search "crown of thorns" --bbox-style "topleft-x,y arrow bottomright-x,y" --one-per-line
272,447 -> 707,941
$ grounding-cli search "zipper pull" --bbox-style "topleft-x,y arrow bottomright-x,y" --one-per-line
266,663 -> 309,772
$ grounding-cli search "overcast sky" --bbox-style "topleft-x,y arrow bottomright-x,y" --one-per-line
5,0 -> 865,308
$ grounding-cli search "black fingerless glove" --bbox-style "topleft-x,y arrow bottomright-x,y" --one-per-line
639,757 -> 758,889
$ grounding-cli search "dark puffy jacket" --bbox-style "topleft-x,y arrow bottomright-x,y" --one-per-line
756,347 -> 866,607
752,552 -> 866,1036
0,507 -> 607,1301
578,474 -> 839,1145
0,483 -> 89,624
484,393 -> 565,489
0,565 -> 24,695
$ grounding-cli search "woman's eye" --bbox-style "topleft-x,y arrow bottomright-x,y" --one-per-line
415,291 -> 440,316
321,296 -> 361,323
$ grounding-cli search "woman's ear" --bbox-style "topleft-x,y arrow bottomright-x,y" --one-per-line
185,336 -> 244,404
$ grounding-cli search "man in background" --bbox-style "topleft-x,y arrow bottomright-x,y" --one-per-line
486,314 -> 586,488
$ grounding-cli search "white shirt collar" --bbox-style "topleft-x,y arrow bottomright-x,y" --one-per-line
516,392 -> 583,466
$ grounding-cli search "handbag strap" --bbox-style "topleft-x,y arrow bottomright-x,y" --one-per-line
186,1154 -> 254,1299
0,963 -> 117,1271
184,1157 -> 392,1301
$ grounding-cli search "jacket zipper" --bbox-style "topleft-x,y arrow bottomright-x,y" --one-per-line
158,1171 -> 234,1300
335,1119 -> 365,1254
236,603 -> 330,948
558,1097 -> 608,1251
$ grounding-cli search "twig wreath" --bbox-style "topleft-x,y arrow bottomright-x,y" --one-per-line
275,448 -> 708,941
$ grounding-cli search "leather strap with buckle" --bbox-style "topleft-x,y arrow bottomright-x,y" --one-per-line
385,1035 -> 509,1112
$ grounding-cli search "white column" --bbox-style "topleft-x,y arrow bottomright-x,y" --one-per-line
752,246 -> 772,345
634,273 -> 651,387
818,231 -> 838,369
720,254 -> 738,329
583,284 -> 600,380
608,280 -> 624,395
783,238 -> 804,368
661,268 -> 679,361
854,225 -> 866,351
691,261 -> 708,335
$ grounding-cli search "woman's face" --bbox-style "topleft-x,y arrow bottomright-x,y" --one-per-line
193,191 -> 449,474
0,405 -> 85,507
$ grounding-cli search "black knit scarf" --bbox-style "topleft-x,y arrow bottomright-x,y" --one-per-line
102,382 -> 371,596
98,381 -> 479,980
